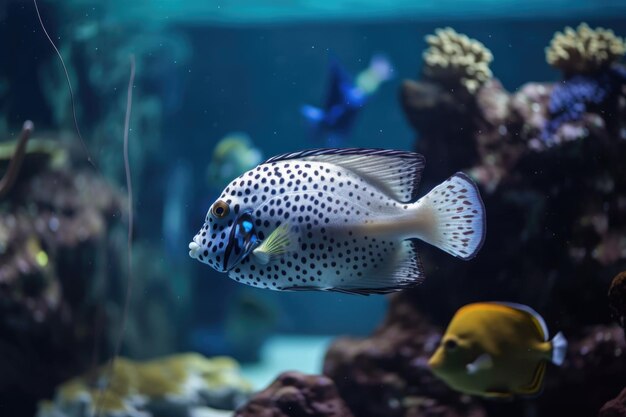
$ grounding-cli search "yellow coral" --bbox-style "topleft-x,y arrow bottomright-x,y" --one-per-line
546,23 -> 625,74
422,27 -> 493,94
48,354 -> 251,414
58,358 -> 138,411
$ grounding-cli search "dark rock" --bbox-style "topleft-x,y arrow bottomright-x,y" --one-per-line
235,371 -> 355,417
322,54 -> 626,417
400,65 -> 626,332
599,387 -> 626,417
399,79 -> 479,178
536,325 -> 626,417
323,297 -> 486,417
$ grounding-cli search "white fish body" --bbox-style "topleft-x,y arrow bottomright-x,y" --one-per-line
189,148 -> 486,294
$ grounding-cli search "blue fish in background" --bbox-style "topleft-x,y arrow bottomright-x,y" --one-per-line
301,54 -> 393,146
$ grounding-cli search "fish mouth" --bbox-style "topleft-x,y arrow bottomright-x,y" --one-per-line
188,236 -> 202,259
427,348 -> 444,371
427,357 -> 437,370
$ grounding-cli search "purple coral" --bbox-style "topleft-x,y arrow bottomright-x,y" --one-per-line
542,67 -> 626,145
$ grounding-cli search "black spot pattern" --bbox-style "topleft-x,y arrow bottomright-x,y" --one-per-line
190,154 -> 485,293
191,160 -> 418,292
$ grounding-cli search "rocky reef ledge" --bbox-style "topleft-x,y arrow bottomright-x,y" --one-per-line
234,371 -> 355,417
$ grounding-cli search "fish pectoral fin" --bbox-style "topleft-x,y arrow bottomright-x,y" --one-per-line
252,223 -> 291,265
466,354 -> 494,375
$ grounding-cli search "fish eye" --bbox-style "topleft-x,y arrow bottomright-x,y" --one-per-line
444,339 -> 458,351
211,200 -> 230,218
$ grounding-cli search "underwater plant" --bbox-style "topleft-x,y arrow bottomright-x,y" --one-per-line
33,0 -> 94,167
546,23 -> 626,76
422,27 -> 493,94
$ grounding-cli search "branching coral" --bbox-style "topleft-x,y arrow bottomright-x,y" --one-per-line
422,27 -> 493,94
546,23 -> 626,75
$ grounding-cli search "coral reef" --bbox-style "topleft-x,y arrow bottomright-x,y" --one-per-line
546,23 -> 626,75
320,22 -> 626,417
422,28 -> 493,94
226,22 -> 626,417
234,371 -> 355,417
0,131 -> 125,417
599,388 -> 626,417
323,295 -> 485,417
37,353 -> 251,417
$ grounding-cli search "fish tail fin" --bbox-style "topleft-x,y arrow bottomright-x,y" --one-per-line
550,332 -> 568,366
413,172 -> 486,260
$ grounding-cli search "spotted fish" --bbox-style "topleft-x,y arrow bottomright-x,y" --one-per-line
189,148 -> 486,294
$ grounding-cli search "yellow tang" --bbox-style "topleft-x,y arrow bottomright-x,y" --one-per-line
428,302 -> 567,398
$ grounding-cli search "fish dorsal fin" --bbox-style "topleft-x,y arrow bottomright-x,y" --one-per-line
493,302 -> 549,342
263,148 -> 425,203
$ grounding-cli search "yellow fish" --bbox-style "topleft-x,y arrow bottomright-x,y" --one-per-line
428,302 -> 567,398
